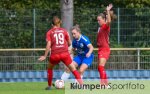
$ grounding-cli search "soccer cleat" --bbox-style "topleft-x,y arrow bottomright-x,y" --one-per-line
52,83 -> 55,87
45,86 -> 51,90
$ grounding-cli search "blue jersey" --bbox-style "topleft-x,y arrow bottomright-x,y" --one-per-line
72,35 -> 91,56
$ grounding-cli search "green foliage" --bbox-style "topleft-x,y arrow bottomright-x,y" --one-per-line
0,0 -> 60,9
0,0 -> 60,48
0,0 -> 150,48
74,0 -> 150,8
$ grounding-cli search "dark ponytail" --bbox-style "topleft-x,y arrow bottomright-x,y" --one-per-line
52,16 -> 61,26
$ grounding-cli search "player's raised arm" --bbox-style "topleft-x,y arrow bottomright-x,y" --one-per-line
106,4 -> 113,26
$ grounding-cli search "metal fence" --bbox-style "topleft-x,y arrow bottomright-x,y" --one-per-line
0,8 -> 150,48
0,8 -> 150,71
0,48 -> 150,71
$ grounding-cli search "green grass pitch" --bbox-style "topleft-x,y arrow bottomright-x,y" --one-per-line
0,82 -> 64,94
0,80 -> 150,94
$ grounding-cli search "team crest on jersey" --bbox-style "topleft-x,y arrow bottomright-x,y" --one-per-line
80,43 -> 84,48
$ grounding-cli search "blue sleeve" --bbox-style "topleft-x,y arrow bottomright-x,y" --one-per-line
83,36 -> 91,46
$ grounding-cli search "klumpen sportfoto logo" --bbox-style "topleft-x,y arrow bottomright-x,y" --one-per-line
70,82 -> 145,91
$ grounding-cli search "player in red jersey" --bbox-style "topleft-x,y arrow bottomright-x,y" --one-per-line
38,16 -> 83,90
97,4 -> 116,87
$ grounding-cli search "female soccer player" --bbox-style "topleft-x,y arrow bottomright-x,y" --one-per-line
61,25 -> 94,81
38,16 -> 83,90
96,4 -> 116,86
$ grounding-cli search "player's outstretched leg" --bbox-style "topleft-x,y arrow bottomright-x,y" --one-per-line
61,71 -> 70,81
67,63 -> 83,85
61,67 -> 71,81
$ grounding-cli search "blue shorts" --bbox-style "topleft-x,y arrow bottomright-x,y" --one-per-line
73,54 -> 94,67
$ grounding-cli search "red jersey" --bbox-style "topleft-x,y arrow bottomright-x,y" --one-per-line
97,24 -> 110,48
46,27 -> 70,54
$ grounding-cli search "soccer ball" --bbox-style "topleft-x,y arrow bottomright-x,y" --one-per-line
55,79 -> 65,89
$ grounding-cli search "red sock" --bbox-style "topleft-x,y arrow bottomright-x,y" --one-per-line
72,70 -> 83,85
47,69 -> 53,86
98,65 -> 108,85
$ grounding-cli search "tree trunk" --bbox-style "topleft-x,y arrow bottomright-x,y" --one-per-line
60,0 -> 73,39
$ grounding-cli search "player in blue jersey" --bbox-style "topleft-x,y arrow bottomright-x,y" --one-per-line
61,24 -> 94,81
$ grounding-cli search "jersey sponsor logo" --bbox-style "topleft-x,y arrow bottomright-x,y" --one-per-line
56,45 -> 64,47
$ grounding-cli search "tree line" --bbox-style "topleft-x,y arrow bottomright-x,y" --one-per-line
0,0 -> 150,48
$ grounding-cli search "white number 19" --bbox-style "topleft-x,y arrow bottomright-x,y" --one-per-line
54,33 -> 64,45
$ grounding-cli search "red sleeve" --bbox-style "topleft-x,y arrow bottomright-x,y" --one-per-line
46,30 -> 51,42
103,24 -> 110,31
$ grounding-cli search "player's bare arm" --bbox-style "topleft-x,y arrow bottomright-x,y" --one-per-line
106,4 -> 113,26
38,41 -> 51,61
86,44 -> 94,57
67,38 -> 72,47
70,47 -> 77,55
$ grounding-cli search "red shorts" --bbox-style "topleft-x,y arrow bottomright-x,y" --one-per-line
98,48 -> 110,60
49,52 -> 72,66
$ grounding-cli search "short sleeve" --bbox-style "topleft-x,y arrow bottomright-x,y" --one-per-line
82,36 -> 91,46
84,39 -> 91,46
